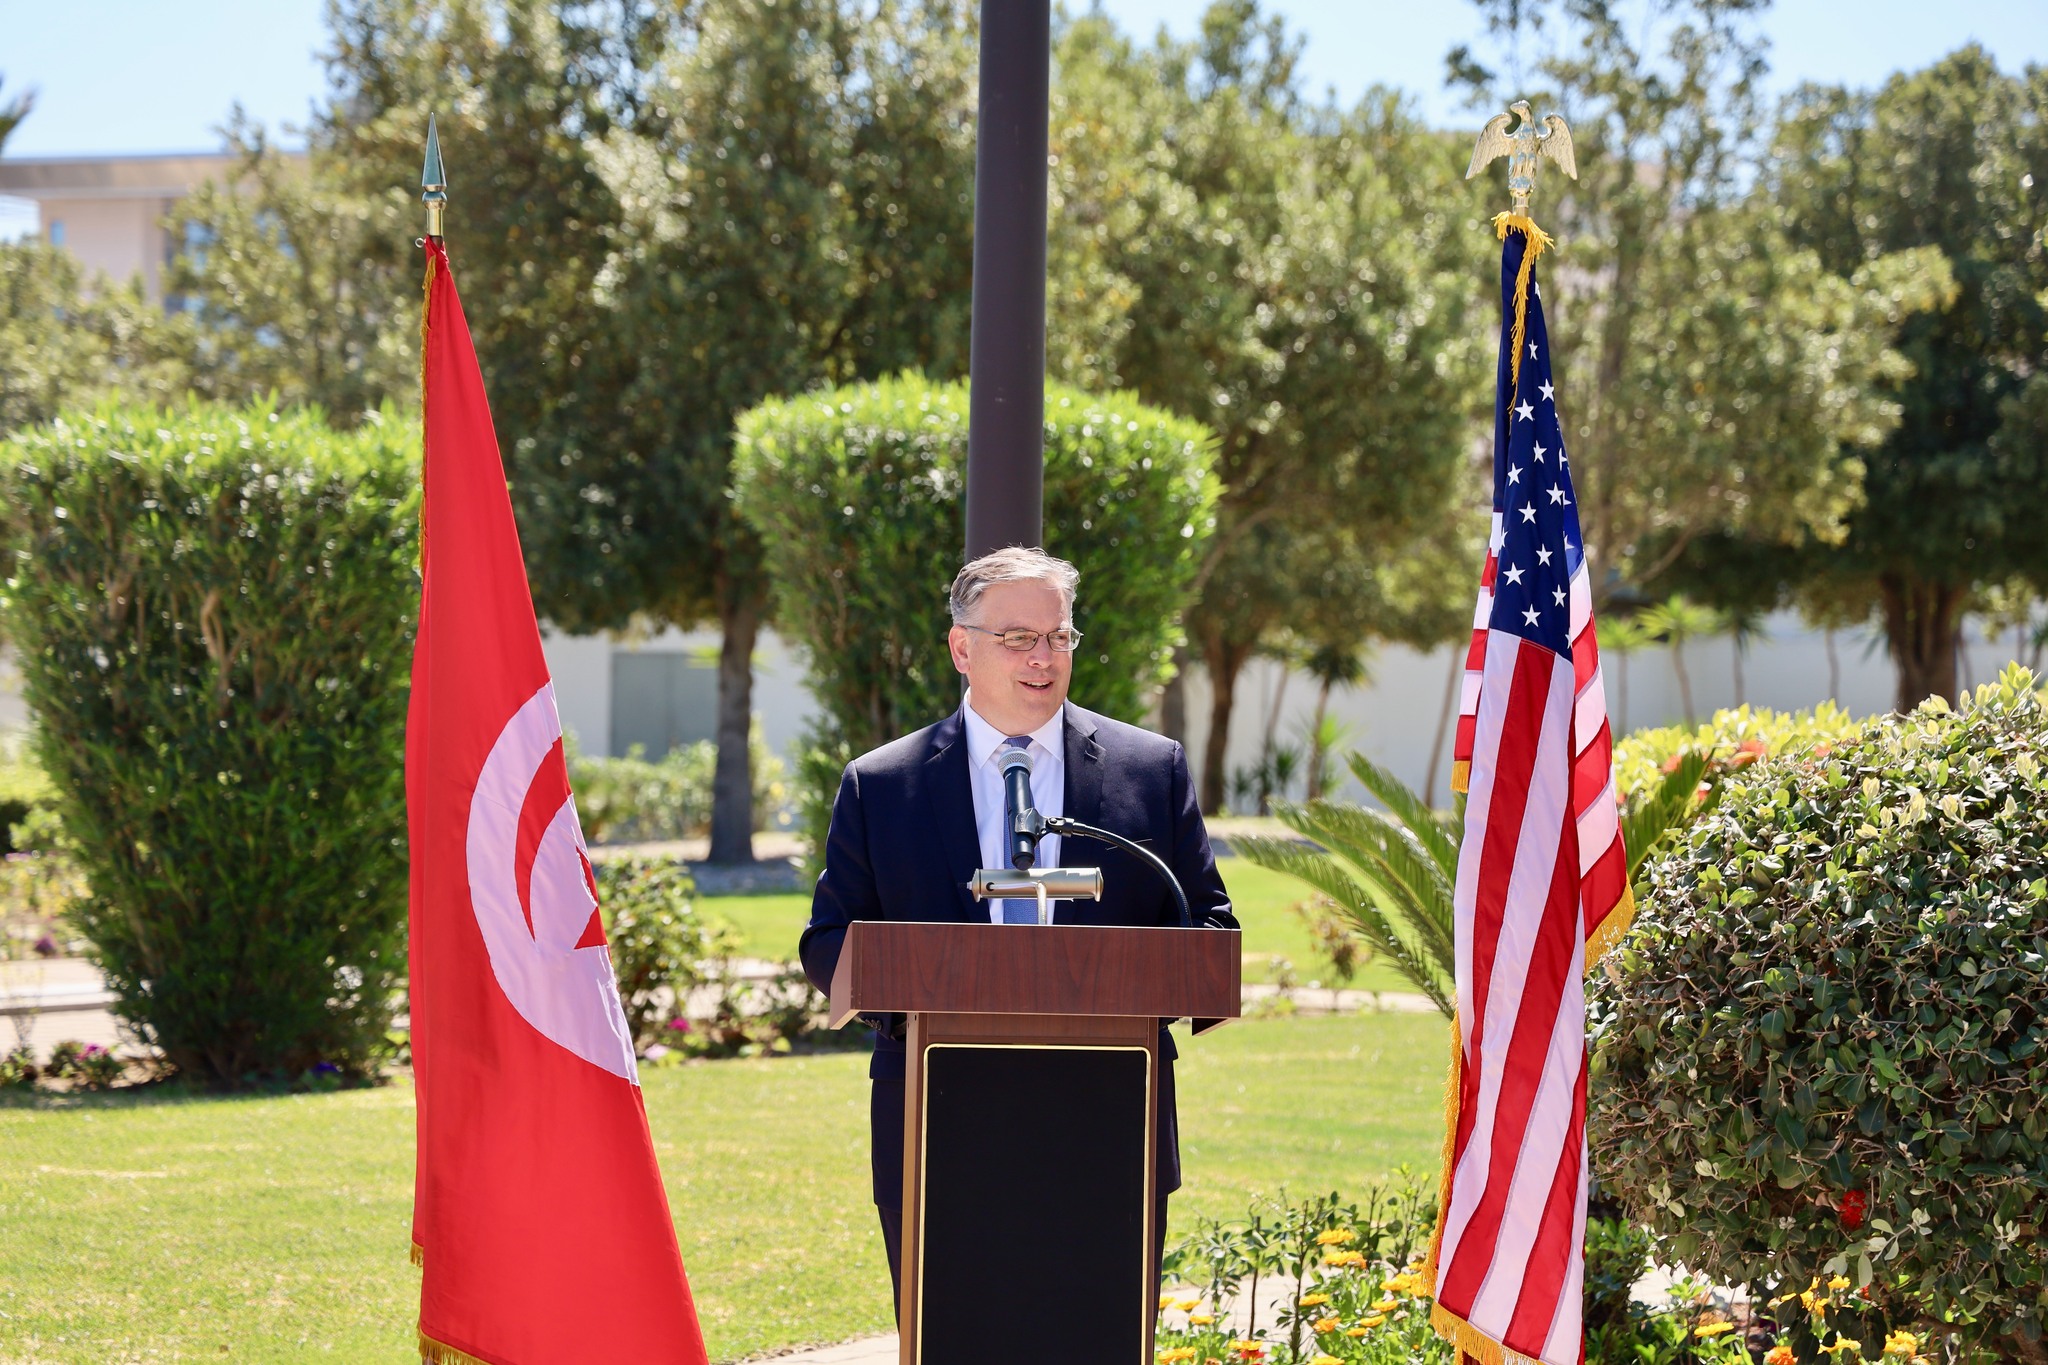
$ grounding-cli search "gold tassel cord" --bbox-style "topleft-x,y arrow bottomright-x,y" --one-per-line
409,1240 -> 424,1269
1491,211 -> 1554,392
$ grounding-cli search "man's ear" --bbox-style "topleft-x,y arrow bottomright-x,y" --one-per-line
947,625 -> 972,674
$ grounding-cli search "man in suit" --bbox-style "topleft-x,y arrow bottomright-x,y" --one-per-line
798,545 -> 1238,1312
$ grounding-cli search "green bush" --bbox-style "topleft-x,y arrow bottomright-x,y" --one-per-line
1613,702 -> 1867,804
0,729 -> 57,855
571,721 -> 787,845
732,373 -> 1218,857
0,402 -> 418,1086
594,854 -> 724,1052
1590,666 -> 2048,1357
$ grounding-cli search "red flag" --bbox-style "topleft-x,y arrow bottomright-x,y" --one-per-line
408,238 -> 707,1365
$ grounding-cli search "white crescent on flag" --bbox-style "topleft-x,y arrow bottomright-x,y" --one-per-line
464,682 -> 639,1081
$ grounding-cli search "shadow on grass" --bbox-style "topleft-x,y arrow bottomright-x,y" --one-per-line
0,1070 -> 405,1113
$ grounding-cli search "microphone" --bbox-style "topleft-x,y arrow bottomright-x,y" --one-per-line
1000,745 -> 1041,870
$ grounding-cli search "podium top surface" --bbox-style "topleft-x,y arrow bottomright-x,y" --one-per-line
827,919 -> 1241,1026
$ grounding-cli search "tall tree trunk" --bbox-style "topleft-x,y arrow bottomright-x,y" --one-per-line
1825,627 -> 1841,700
708,583 -> 763,866
1200,636 -> 1251,815
1159,644 -> 1188,744
1425,646 -> 1461,807
1671,641 -> 1695,724
1879,574 -> 1965,712
1306,680 -> 1332,801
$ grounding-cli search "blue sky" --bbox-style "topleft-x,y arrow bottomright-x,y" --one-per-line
0,0 -> 2040,161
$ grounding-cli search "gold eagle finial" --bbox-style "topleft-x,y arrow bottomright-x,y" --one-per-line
1468,100 -> 1577,215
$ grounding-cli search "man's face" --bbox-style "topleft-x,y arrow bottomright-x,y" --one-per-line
948,578 -> 1073,736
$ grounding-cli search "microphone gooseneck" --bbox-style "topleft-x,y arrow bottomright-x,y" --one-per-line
1042,816 -> 1194,929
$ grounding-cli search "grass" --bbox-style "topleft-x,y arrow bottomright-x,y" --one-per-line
0,1010 -> 1449,1363
702,856 -> 1424,997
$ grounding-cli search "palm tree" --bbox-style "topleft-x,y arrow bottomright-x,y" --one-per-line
0,78 -> 34,155
1639,596 -> 1724,724
1298,640 -> 1368,800
1235,751 -> 1722,1018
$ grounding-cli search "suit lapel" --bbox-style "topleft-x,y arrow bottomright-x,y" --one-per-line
1063,702 -> 1104,829
925,709 -> 982,919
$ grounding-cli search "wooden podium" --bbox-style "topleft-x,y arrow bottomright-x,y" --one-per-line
829,919 -> 1240,1365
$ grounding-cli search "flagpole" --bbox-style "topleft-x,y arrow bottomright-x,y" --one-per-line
421,114 -> 446,243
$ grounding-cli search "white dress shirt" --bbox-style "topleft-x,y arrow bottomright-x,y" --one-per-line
961,696 -> 1064,922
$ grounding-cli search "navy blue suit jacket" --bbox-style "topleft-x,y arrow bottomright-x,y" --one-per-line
798,700 -> 1237,1205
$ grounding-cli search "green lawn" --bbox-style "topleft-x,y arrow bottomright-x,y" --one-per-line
703,856 -> 1421,996
0,1011 -> 1449,1363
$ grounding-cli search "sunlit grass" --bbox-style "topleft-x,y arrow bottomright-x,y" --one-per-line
703,856 -> 1422,996
0,1011 -> 1446,1362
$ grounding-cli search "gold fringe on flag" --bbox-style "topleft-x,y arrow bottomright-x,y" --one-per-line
1492,211 -> 1554,391
1422,1014 -> 1463,1293
1584,880 -> 1639,967
1450,758 -> 1472,796
419,1330 -> 499,1365
409,1239 -> 424,1269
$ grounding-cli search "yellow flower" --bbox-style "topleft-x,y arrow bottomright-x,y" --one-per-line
1820,1335 -> 1862,1355
1298,1293 -> 1331,1308
1361,1314 -> 1388,1329
1316,1228 -> 1357,1246
1766,1346 -> 1797,1365
1176,1298 -> 1203,1312
1311,1317 -> 1341,1334
1157,1351 -> 1198,1364
1346,1327 -> 1370,1338
1695,1323 -> 1736,1339
1373,1298 -> 1400,1313
1188,1313 -> 1216,1327
1828,1276 -> 1852,1292
1310,1356 -> 1344,1365
1884,1332 -> 1920,1358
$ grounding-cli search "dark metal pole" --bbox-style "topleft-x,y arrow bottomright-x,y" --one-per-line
963,0 -> 1050,561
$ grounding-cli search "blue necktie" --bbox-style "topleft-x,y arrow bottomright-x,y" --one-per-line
1000,737 -> 1039,924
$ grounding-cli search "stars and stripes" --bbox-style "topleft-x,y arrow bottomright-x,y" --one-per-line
1428,219 -> 1632,1365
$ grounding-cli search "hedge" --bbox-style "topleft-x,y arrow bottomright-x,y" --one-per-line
732,373 -> 1218,854
0,402 -> 419,1085
1590,666 -> 2048,1357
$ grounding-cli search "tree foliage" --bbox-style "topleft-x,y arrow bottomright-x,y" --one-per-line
1450,1 -> 1954,620
1751,49 -> 2048,709
1049,5 -> 1490,808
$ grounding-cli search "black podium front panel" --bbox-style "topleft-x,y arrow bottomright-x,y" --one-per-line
916,1043 -> 1151,1364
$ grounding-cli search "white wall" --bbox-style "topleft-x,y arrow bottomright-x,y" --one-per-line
1181,611 -> 2039,810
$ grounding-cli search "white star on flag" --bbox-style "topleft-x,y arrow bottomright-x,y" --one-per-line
1515,401 -> 1534,421
1522,606 -> 1540,625
1502,564 -> 1525,585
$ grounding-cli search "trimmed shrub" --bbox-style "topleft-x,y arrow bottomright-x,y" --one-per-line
1612,702 -> 1866,804
1590,666 -> 2048,1357
732,373 -> 1218,855
0,402 -> 418,1085
0,728 -> 57,855
592,854 -> 725,1053
570,721 -> 788,845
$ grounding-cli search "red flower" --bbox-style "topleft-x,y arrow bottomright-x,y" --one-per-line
1838,1189 -> 1867,1231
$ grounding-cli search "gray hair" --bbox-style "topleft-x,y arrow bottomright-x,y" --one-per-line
949,547 -> 1080,625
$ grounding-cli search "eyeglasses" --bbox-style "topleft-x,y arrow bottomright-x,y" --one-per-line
962,624 -> 1084,653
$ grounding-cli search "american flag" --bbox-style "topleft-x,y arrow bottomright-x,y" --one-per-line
1427,220 -> 1632,1365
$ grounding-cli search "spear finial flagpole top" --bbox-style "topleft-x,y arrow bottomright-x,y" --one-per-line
421,114 -> 447,240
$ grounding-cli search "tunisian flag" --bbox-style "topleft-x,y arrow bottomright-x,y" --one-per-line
408,237 -> 707,1365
